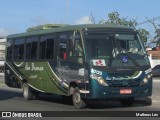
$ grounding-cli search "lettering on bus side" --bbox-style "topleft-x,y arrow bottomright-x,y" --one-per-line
90,69 -> 102,76
25,62 -> 44,71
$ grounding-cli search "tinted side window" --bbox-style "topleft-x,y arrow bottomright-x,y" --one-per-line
7,39 -> 13,60
13,40 -> 19,60
13,38 -> 25,60
26,39 -> 31,59
19,40 -> 24,60
46,38 -> 54,59
25,37 -> 38,60
39,35 -> 55,59
39,37 -> 46,59
31,40 -> 38,59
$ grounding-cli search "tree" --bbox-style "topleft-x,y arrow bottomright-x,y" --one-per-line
89,11 -> 149,44
99,11 -> 137,27
146,17 -> 160,42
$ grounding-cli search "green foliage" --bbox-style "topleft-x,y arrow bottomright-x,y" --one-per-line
137,28 -> 149,43
90,11 -> 150,43
99,12 -> 137,27
104,12 -> 149,43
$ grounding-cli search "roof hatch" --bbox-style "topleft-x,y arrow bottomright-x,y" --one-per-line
26,24 -> 66,32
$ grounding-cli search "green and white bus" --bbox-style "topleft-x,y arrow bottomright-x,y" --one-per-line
5,24 -> 152,108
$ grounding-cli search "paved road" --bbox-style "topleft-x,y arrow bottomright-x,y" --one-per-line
0,85 -> 159,110
0,85 -> 160,120
152,77 -> 160,100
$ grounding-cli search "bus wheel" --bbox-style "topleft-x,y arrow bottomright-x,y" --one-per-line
23,83 -> 33,100
120,97 -> 134,107
32,92 -> 39,100
72,88 -> 86,109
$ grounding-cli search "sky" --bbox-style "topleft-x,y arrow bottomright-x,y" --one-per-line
0,0 -> 160,36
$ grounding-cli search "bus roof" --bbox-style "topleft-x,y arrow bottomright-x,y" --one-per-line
7,24 -> 134,39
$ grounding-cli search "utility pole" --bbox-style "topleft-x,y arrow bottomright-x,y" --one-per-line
66,0 -> 68,17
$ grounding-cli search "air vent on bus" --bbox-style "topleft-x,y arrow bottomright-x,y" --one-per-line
26,24 -> 66,32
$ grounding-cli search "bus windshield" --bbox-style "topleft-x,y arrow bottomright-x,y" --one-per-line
84,30 -> 150,67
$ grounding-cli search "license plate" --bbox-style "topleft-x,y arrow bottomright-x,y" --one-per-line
120,89 -> 132,94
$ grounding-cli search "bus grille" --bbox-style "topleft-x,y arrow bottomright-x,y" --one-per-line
107,79 -> 141,87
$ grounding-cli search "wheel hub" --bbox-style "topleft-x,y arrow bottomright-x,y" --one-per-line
74,92 -> 81,104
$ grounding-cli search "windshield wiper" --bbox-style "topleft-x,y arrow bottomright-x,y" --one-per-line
123,51 -> 140,67
108,57 -> 113,67
116,37 -> 140,67
108,51 -> 140,67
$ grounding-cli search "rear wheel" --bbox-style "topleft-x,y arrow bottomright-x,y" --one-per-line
120,97 -> 134,107
23,83 -> 34,100
32,92 -> 39,100
72,87 -> 86,109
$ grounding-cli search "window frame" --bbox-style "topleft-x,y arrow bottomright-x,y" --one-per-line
6,39 -> 14,61
39,34 -> 55,60
12,38 -> 25,61
58,32 -> 68,61
25,36 -> 38,60
68,30 -> 84,64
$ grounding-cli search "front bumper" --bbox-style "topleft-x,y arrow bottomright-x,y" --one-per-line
86,79 -> 152,99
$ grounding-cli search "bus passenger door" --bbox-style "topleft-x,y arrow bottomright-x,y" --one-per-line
67,31 -> 87,91
56,33 -> 68,95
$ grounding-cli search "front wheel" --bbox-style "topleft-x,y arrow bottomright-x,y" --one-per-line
120,97 -> 134,107
72,88 -> 86,109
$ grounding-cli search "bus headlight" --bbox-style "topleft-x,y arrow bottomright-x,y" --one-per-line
140,73 -> 152,86
140,77 -> 148,86
98,77 -> 104,84
144,78 -> 149,84
97,77 -> 108,86
90,74 -> 108,86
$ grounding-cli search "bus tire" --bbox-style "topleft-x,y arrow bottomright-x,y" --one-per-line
146,98 -> 152,106
72,87 -> 86,109
23,83 -> 33,100
120,97 -> 134,107
32,92 -> 39,100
